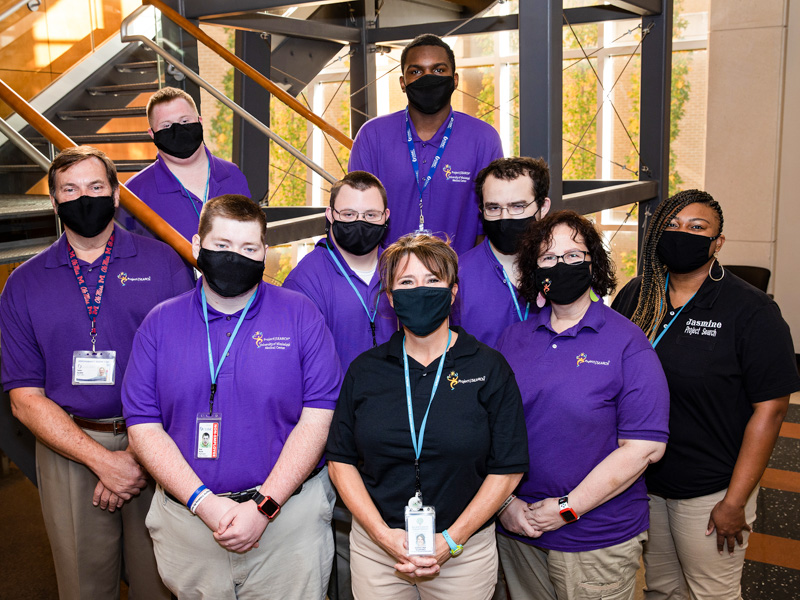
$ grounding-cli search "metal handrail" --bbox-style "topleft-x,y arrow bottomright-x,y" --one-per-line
121,5 -> 339,185
0,77 -> 195,266
142,0 -> 353,151
0,0 -> 40,25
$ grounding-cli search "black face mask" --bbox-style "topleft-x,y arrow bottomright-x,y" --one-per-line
153,122 -> 204,159
656,230 -> 719,274
534,261 -> 592,306
331,219 -> 388,256
392,286 -> 453,337
57,195 -> 116,238
482,215 -> 537,255
197,248 -> 264,298
405,74 -> 456,115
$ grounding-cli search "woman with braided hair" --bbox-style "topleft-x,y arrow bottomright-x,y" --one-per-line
612,189 -> 800,599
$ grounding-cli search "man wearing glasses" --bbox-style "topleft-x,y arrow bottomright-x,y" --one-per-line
453,157 -> 551,347
283,171 -> 398,373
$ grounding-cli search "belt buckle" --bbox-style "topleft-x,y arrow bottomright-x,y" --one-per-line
112,420 -> 125,436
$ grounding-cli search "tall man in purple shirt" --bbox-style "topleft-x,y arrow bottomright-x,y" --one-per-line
0,146 -> 193,599
454,157 -> 551,347
283,171 -> 398,372
118,87 -> 252,242
122,194 -> 343,599
348,34 -> 503,255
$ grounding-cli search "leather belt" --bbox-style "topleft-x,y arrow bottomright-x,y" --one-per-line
164,467 -> 323,506
72,415 -> 127,435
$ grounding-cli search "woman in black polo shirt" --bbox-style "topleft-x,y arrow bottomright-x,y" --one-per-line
326,233 -> 528,600
612,189 -> 800,599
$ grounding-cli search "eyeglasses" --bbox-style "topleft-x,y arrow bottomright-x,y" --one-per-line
482,200 -> 536,218
332,207 -> 386,223
537,250 -> 590,269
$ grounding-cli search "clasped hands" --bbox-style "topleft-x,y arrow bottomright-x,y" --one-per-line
498,497 -> 568,539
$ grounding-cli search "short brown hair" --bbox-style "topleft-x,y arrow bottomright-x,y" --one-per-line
146,87 -> 198,127
380,234 -> 458,293
48,146 -> 118,197
475,157 -> 550,209
198,194 -> 267,245
517,210 -> 617,301
331,171 -> 388,209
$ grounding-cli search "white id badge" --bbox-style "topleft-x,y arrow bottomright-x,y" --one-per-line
72,351 -> 116,385
195,414 -> 221,459
405,505 -> 436,556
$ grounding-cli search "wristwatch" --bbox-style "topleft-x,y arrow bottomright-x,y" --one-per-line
558,496 -> 579,523
442,529 -> 464,557
252,492 -> 281,519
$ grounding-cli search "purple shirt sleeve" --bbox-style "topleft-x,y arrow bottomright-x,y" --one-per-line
0,275 -> 46,390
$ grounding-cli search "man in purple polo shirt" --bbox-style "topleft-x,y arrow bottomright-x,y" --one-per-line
283,171 -> 398,372
453,157 -> 551,347
0,146 -> 192,599
123,194 -> 342,599
348,34 -> 503,255
118,87 -> 252,242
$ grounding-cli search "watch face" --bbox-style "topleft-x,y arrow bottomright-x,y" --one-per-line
560,508 -> 578,523
451,545 -> 463,557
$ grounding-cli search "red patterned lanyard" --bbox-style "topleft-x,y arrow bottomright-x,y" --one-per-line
67,232 -> 115,351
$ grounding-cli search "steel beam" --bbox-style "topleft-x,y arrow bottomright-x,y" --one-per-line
264,207 -> 327,245
561,181 -> 658,215
605,0 -> 661,16
234,30 -> 272,203
563,179 -> 644,194
638,0 -> 672,263
204,13 -> 360,44
520,0 -> 562,203
350,0 -> 377,137
185,0 -> 343,20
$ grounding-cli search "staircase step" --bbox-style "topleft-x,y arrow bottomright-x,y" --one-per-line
29,132 -> 152,144
115,60 -> 158,73
0,160 -> 151,173
57,107 -> 147,120
87,82 -> 159,96
0,195 -> 52,218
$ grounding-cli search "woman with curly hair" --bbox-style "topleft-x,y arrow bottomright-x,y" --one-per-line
612,190 -> 799,599
495,210 -> 670,600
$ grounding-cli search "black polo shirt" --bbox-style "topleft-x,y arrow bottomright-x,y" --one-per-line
326,326 -> 529,530
612,273 -> 800,499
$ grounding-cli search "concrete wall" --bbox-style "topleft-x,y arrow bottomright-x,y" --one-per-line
705,0 -> 799,350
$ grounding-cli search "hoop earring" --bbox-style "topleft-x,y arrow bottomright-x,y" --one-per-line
709,254 -> 725,282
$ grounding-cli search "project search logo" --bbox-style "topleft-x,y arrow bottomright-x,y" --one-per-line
117,272 -> 128,286
447,371 -> 459,389
576,353 -> 587,367
443,164 -> 452,179
252,331 -> 265,348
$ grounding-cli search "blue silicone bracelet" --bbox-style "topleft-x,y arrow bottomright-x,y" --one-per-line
187,484 -> 207,510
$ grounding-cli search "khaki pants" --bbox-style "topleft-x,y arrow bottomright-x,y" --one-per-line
35,432 -> 168,600
146,467 -> 336,600
643,488 -> 758,600
496,530 -> 646,600
350,518 -> 498,600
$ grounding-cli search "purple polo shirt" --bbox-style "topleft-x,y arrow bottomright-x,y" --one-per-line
453,239 -> 536,347
349,109 -> 503,255
495,299 -> 669,552
0,226 -> 194,419
118,146 -> 252,241
122,280 -> 343,493
282,237 -> 398,372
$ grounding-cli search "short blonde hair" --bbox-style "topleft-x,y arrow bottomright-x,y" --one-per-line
379,234 -> 458,292
198,194 -> 267,245
146,87 -> 198,126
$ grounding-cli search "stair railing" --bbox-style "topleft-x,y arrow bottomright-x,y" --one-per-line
0,0 -> 40,26
0,78 -> 195,266
121,4 -> 340,185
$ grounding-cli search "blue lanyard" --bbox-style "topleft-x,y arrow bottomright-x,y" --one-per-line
326,242 -> 381,345
403,328 -> 452,498
174,161 -> 211,219
201,287 -> 256,414
652,274 -> 696,349
405,109 -> 454,231
489,245 -> 529,322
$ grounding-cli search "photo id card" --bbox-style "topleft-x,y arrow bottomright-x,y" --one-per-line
195,413 -> 221,459
72,351 -> 116,385
405,505 -> 436,556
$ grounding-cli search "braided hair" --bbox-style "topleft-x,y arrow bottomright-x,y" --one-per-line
631,189 -> 724,342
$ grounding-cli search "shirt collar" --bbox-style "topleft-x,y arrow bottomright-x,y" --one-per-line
483,238 -> 511,283
45,224 -> 137,269
321,234 -> 383,288
403,107 -> 455,145
531,296 -> 606,337
191,278 -> 265,322
681,273 -> 724,310
154,146 -> 225,194
385,325 -> 479,366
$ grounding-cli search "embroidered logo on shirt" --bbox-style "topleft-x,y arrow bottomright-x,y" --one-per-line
443,164 -> 471,183
446,371 -> 486,389
117,272 -> 151,286
576,353 -> 610,367
252,332 -> 291,350
684,318 -> 722,337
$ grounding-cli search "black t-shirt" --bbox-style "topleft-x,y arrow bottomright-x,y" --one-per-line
612,273 -> 800,498
326,327 -> 529,530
